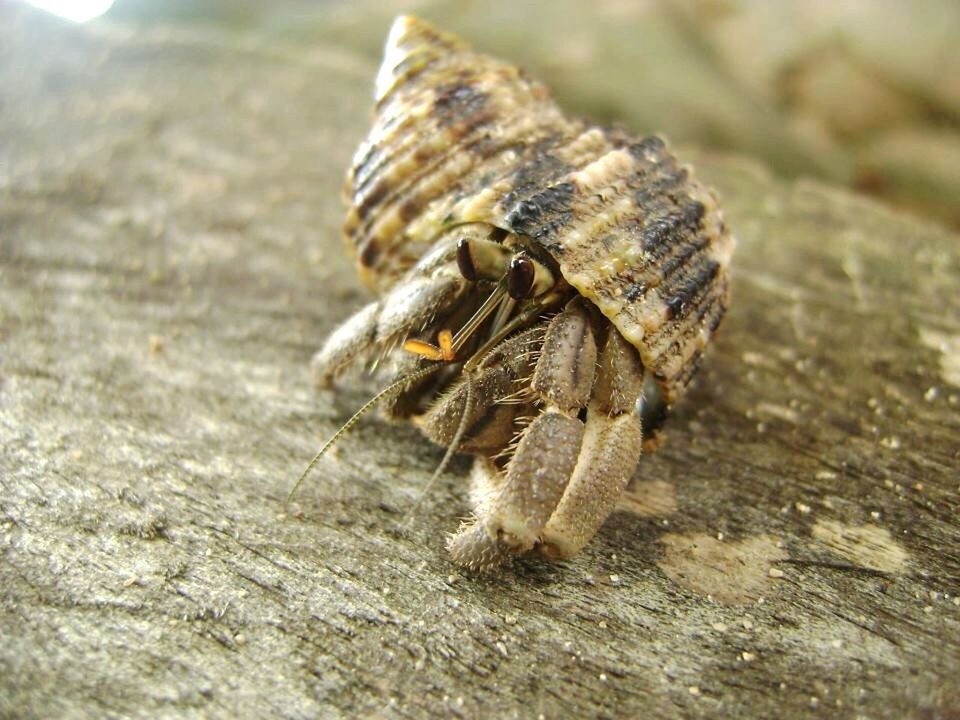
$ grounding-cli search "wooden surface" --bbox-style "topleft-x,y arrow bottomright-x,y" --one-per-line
1,6 -> 958,719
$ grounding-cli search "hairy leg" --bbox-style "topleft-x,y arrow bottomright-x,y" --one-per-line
310,265 -> 467,386
540,327 -> 645,559
447,298 -> 599,568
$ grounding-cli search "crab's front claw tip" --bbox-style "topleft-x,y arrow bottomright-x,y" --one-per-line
446,521 -> 513,572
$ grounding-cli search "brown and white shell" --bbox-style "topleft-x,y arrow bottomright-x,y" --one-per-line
345,16 -> 734,403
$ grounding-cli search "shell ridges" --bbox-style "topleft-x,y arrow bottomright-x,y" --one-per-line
345,16 -> 734,401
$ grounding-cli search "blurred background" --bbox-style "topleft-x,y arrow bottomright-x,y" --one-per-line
14,0 -> 960,230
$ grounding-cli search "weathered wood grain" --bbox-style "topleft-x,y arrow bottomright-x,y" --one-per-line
1,7 -> 958,719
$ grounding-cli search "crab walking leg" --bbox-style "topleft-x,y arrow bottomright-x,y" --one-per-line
310,266 -> 467,386
483,412 -> 584,552
447,460 -> 514,570
448,299 -> 598,566
539,327 -> 645,560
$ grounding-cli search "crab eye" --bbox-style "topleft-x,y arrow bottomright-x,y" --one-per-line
456,236 -> 512,282
507,255 -> 535,299
456,237 -> 477,281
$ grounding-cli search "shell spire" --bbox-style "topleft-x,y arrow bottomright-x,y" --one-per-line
374,16 -> 468,104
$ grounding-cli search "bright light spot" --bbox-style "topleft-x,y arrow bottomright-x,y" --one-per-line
23,0 -> 115,23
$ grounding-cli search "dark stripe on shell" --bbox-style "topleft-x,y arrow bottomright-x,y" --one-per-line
432,80 -> 490,127
634,168 -> 689,208
505,182 -> 576,238
641,202 -> 705,253
501,142 -> 570,209
358,238 -> 381,268
356,180 -> 390,222
663,260 -> 721,321
627,135 -> 666,159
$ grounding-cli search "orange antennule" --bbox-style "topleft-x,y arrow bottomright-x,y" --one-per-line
403,329 -> 456,362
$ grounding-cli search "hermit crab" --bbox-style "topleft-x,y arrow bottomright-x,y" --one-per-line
302,16 -> 734,570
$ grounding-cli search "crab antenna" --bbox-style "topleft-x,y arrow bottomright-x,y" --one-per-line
407,372 -> 475,521
451,278 -> 509,352
287,364 -> 442,505
404,278 -> 509,363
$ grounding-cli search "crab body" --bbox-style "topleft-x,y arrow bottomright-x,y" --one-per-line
311,16 -> 734,570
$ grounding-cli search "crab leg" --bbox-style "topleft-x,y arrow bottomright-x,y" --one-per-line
310,265 -> 467,386
539,327 -> 645,559
448,298 -> 598,566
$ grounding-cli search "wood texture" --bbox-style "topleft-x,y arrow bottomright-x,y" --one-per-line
1,7 -> 958,719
